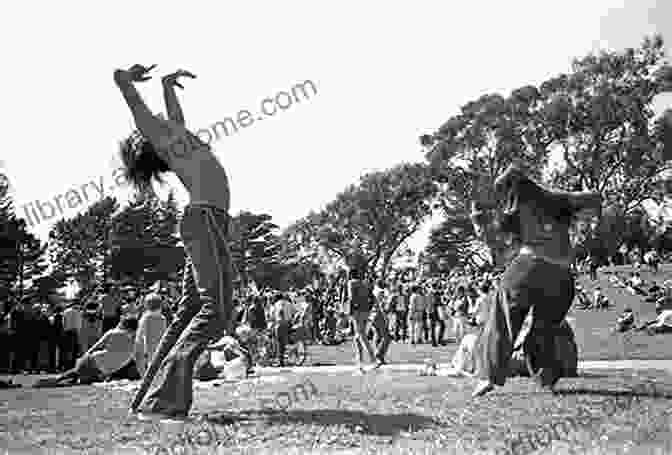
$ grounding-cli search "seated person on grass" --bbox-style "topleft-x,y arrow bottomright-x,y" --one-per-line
616,308 -> 635,332
193,335 -> 250,381
627,272 -> 645,295
637,308 -> 672,334
35,317 -> 138,387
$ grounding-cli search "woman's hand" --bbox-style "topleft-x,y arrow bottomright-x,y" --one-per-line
114,64 -> 157,84
162,69 -> 196,89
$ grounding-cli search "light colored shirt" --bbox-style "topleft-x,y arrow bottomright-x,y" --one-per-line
656,310 -> 672,328
89,328 -> 135,376
62,307 -> 82,332
135,310 -> 167,361
452,333 -> 477,374
273,299 -> 292,323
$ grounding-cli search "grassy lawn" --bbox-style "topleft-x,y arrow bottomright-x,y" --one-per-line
1,264 -> 671,454
2,368 -> 672,454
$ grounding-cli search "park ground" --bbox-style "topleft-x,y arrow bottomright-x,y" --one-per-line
1,264 -> 672,454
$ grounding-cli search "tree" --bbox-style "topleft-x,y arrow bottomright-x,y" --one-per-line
290,163 -> 437,280
0,179 -> 34,302
229,211 -> 281,287
422,34 -> 672,261
543,35 -> 671,217
108,190 -> 182,287
48,197 -> 119,292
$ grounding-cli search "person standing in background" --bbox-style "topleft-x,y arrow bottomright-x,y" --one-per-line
0,301 -> 11,372
370,280 -> 392,368
101,285 -> 121,333
49,305 -> 64,372
346,268 -> 376,373
408,286 -> 425,344
79,301 -> 103,354
34,304 -> 52,373
429,283 -> 445,347
62,301 -> 83,371
135,294 -> 168,377
394,285 -> 408,342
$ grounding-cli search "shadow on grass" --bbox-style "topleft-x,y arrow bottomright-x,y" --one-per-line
554,387 -> 672,400
205,408 -> 438,436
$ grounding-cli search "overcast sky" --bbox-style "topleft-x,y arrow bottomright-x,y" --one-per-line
0,0 -> 670,252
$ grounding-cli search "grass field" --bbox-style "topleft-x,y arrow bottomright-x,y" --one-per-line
1,264 -> 671,454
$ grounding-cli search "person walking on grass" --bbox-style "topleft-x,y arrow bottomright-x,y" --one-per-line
370,280 -> 392,367
346,268 -> 376,373
114,64 -> 234,421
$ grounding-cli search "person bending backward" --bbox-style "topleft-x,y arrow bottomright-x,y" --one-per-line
470,163 -> 601,397
114,64 -> 234,419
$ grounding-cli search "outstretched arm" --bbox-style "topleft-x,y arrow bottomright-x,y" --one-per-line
161,70 -> 196,125
114,65 -> 169,148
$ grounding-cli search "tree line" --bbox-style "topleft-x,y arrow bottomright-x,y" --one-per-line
0,34 -> 671,304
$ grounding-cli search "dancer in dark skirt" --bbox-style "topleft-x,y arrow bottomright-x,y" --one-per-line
471,163 -> 601,397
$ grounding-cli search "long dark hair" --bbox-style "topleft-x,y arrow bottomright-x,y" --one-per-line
119,131 -> 170,191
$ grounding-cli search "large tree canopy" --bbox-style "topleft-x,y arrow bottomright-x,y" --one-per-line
286,162 -> 437,279
421,34 -> 672,263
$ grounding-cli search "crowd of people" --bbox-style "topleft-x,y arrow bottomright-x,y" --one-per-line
0,264 -> 497,377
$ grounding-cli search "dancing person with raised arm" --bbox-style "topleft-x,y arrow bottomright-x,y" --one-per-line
470,163 -> 601,397
114,64 -> 234,420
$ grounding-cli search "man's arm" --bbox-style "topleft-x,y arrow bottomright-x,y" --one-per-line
114,66 -> 170,148
161,70 -> 196,125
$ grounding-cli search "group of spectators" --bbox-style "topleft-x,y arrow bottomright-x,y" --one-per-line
0,284 -> 171,379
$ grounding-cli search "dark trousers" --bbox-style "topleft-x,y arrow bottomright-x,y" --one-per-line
61,330 -> 80,371
395,311 -> 407,340
275,321 -> 290,366
133,204 -> 233,416
430,315 -> 445,346
370,311 -> 391,361
102,316 -> 119,333
47,334 -> 60,372
12,332 -> 33,372
477,255 -> 574,387
0,331 -> 12,371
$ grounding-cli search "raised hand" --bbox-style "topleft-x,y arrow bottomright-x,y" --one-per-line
162,70 -> 197,89
115,64 -> 157,83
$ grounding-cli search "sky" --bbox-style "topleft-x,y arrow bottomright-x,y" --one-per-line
0,0 -> 670,254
